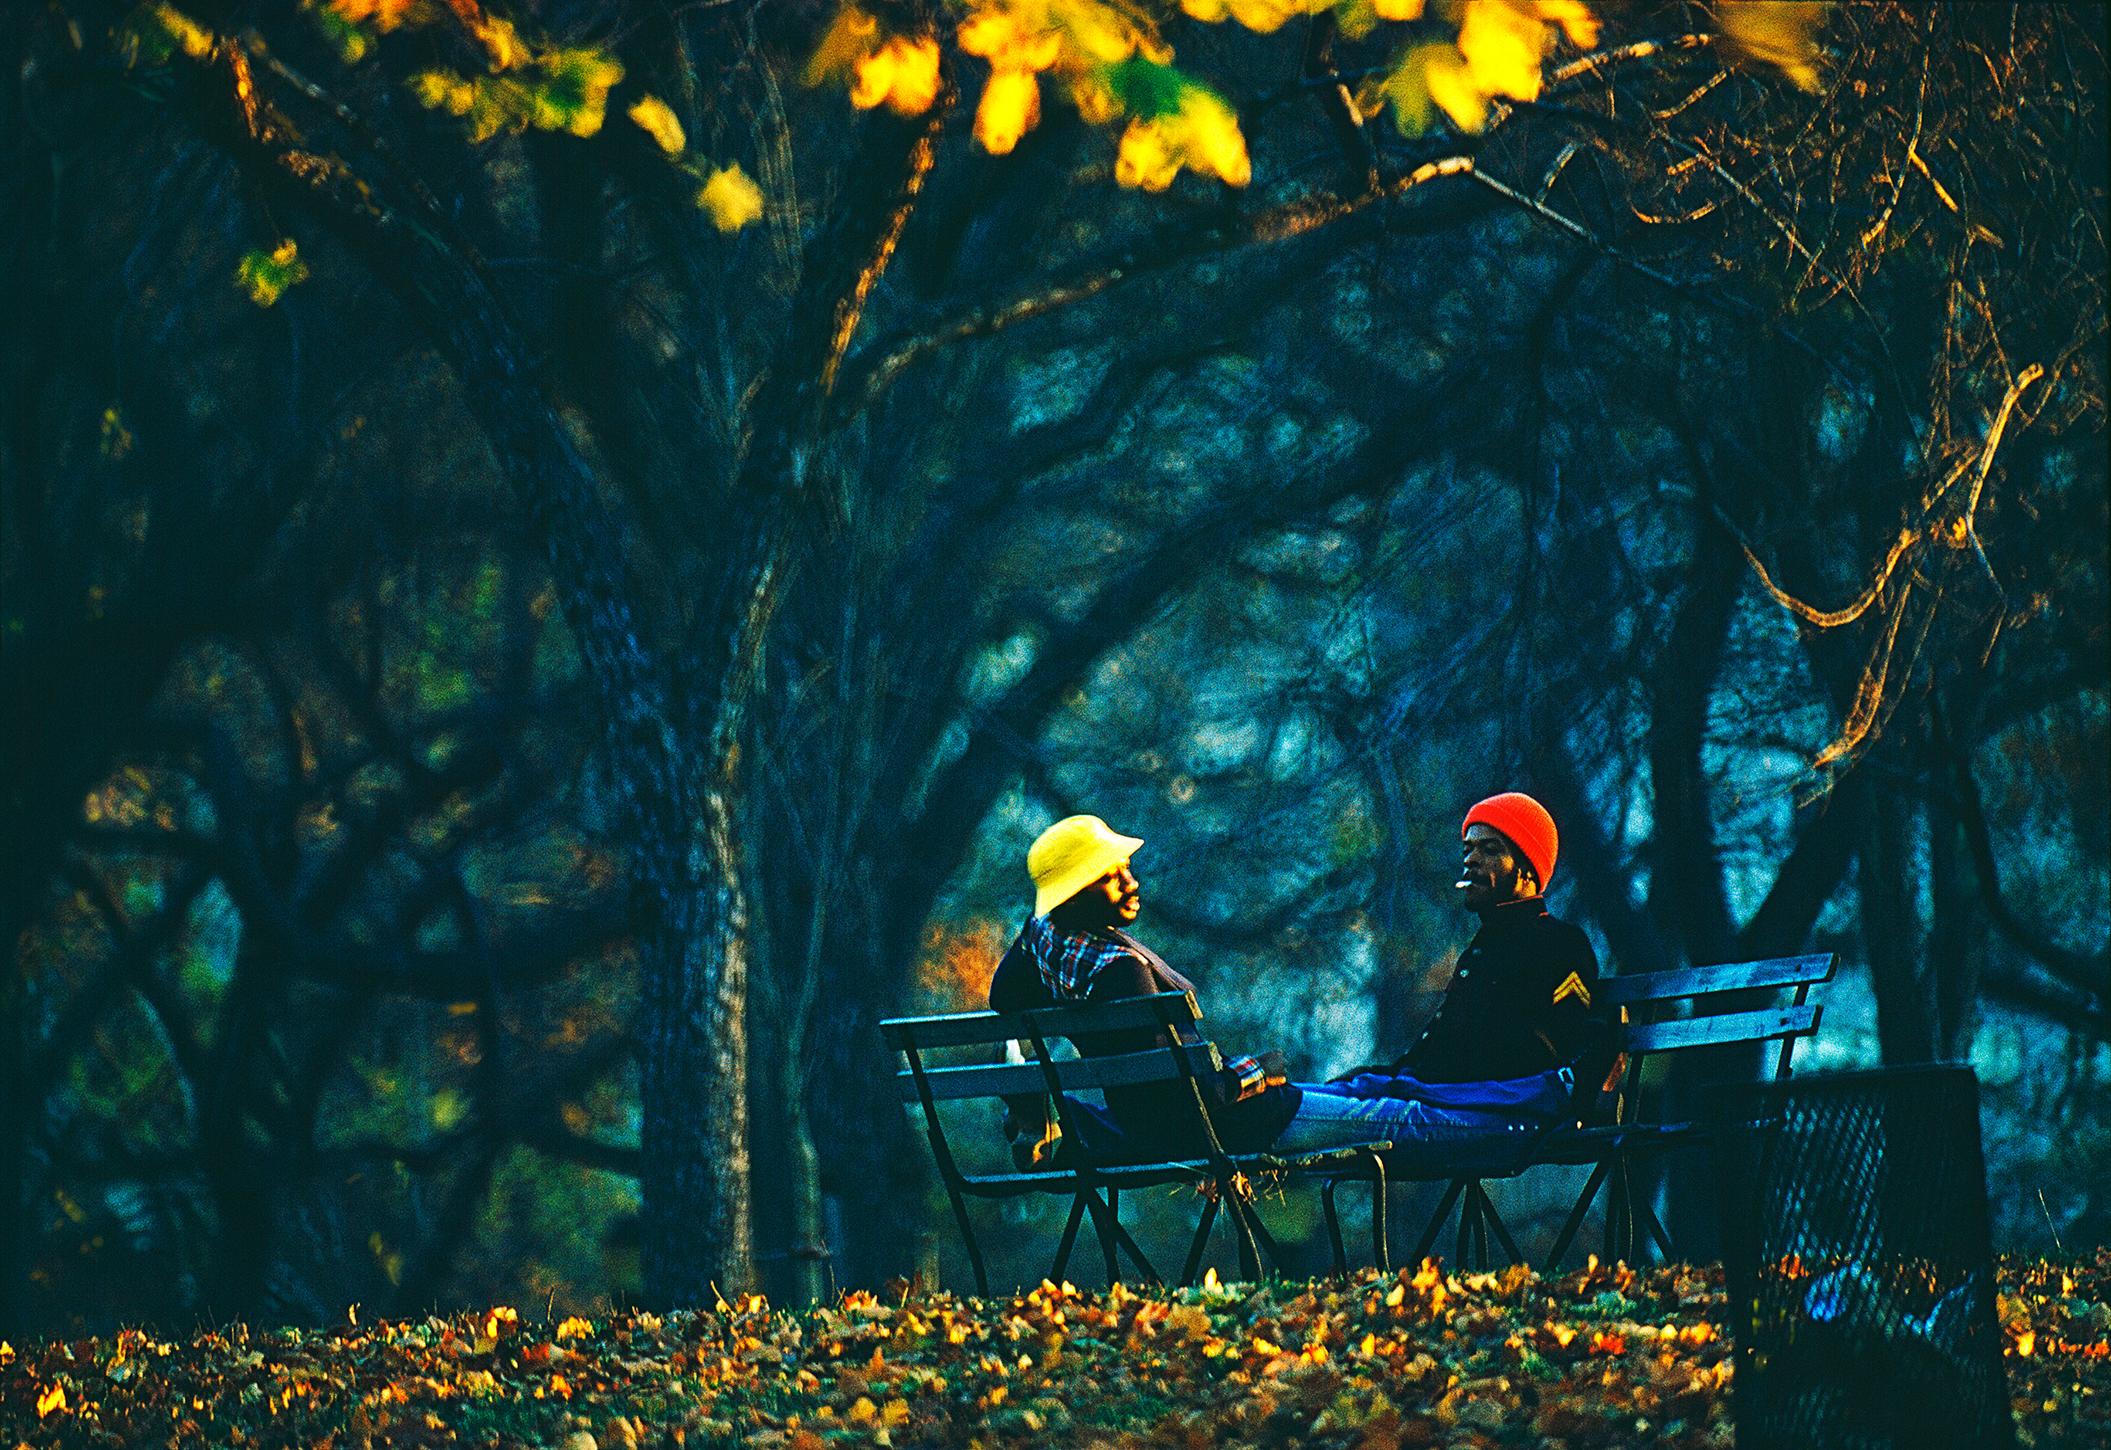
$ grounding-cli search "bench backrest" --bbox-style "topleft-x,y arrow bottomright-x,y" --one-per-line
1596,953 -> 1836,1120
881,991 -> 1226,1179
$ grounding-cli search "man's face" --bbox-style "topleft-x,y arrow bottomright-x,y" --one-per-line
1458,824 -> 1533,911
1083,861 -> 1142,928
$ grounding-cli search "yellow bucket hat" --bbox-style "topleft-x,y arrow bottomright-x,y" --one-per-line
1027,815 -> 1144,917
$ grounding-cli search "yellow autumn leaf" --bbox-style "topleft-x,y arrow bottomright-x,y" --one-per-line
431,1087 -> 466,1130
852,34 -> 941,114
958,8 -> 1019,57
551,49 -> 625,136
627,94 -> 687,154
1537,0 -> 1601,48
1423,43 -> 1489,129
1051,0 -> 1157,65
1180,86 -> 1250,185
1372,0 -> 1425,17
1115,117 -> 1180,190
1069,69 -> 1121,124
804,5 -> 882,88
235,239 -> 310,307
469,12 -> 529,70
327,0 -> 416,32
36,1384 -> 65,1419
697,164 -> 765,232
1714,0 -> 1828,92
554,1315 -> 594,1341
1455,0 -> 1548,107
974,68 -> 1042,154
153,3 -> 215,58
1183,0 -> 1325,29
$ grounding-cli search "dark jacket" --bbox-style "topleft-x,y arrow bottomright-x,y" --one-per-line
988,924 -> 1300,1159
1347,898 -> 1602,1085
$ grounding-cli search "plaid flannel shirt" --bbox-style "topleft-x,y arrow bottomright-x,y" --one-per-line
1020,912 -> 1138,999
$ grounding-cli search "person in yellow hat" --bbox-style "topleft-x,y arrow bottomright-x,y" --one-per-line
987,815 -> 1299,1163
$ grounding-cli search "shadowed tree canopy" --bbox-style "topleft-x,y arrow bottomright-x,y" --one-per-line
2,0 -> 2102,1329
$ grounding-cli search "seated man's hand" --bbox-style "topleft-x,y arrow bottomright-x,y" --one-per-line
1258,1050 -> 1290,1090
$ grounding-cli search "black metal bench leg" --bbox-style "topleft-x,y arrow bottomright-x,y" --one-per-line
1110,1215 -> 1163,1285
1322,1180 -> 1349,1277
1413,1177 -> 1468,1264
1634,1181 -> 1675,1262
1226,1182 -> 1262,1280
1181,1195 -> 1220,1287
1456,1181 -> 1484,1269
939,1178 -> 989,1297
1369,1158 -> 1389,1273
1245,1204 -> 1284,1276
1543,1158 -> 1611,1272
1051,1193 -> 1088,1284
1605,1156 -> 1634,1264
1081,1186 -> 1119,1285
1480,1186 -> 1523,1266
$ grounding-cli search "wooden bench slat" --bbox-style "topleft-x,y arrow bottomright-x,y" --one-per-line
1597,954 -> 1836,1007
881,990 -> 1200,1049
1617,1003 -> 1821,1054
896,1041 -> 1225,1101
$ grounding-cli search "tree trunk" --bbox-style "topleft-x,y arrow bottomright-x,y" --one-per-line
1928,804 -> 1984,1061
638,783 -> 755,1306
1862,786 -> 1938,1063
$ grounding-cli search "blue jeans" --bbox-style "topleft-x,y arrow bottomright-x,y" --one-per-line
1273,1077 -> 1564,1168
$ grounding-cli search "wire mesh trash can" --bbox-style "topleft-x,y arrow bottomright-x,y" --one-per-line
1707,1065 -> 2014,1450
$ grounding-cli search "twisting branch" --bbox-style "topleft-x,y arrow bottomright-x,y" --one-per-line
838,155 -> 1481,416
821,90 -> 948,395
1737,361 -> 2045,630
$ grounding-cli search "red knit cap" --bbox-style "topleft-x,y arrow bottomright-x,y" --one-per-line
1462,792 -> 1558,889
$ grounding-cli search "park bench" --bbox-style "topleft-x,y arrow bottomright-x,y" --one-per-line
1388,952 -> 1837,1272
883,990 -> 1390,1295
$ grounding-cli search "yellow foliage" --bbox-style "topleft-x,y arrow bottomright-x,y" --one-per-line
1419,42 -> 1486,129
152,2 -> 215,58
1178,0 -> 1329,32
234,238 -> 310,308
975,68 -> 1042,154
1372,0 -> 1425,17
697,164 -> 765,232
852,34 -> 942,114
431,1088 -> 466,1131
1369,0 -> 1602,135
627,94 -> 687,154
550,49 -> 625,136
412,70 -> 473,113
1116,81 -> 1250,189
1455,0 -> 1551,107
468,12 -> 529,70
1713,0 -> 1828,93
803,5 -> 882,88
325,0 -> 417,32
554,1315 -> 594,1341
959,7 -> 1062,70
915,919 -> 1007,1008
1537,0 -> 1600,47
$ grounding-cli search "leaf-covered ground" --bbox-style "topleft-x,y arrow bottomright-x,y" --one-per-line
2,1254 -> 2103,1449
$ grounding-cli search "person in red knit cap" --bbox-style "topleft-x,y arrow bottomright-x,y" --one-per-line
1263,791 -> 1606,1158
1398,791 -> 1601,1081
